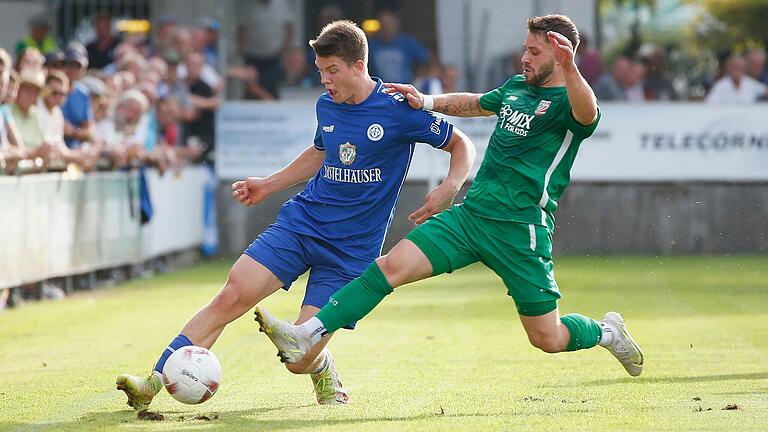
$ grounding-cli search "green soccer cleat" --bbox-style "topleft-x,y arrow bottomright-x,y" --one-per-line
116,373 -> 163,411
253,305 -> 311,364
310,351 -> 349,405
601,312 -> 644,377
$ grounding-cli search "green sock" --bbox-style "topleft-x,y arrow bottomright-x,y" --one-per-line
560,313 -> 602,351
315,262 -> 393,333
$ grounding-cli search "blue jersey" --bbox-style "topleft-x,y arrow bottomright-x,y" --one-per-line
275,78 -> 454,260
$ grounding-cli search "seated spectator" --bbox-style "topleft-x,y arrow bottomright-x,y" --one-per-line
15,13 -> 58,56
62,48 -> 96,148
86,12 -> 122,70
706,54 -> 768,104
368,8 -> 429,83
10,68 -> 51,169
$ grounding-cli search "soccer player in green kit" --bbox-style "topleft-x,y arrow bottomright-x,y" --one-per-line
254,14 -> 644,377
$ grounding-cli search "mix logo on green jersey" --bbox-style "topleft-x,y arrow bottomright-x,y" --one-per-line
499,104 -> 534,137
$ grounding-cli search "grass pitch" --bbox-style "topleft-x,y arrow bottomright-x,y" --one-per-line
1,256 -> 766,431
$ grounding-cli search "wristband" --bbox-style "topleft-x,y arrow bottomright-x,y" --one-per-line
422,94 -> 434,111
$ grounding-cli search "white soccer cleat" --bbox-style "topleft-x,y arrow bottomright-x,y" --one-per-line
601,312 -> 644,377
253,305 -> 312,364
310,351 -> 349,405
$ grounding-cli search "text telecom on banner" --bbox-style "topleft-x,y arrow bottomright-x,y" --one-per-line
216,102 -> 768,182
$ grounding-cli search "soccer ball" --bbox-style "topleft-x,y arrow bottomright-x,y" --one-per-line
162,346 -> 222,404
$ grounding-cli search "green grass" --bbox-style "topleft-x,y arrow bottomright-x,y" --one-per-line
1,256 -> 767,431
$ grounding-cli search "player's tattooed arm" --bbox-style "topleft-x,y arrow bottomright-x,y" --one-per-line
431,93 -> 493,118
383,83 -> 493,117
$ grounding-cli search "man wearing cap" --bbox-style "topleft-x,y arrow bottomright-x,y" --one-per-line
9,68 -> 51,168
16,12 -> 58,56
61,49 -> 95,149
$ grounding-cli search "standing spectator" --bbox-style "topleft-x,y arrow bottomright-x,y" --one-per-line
198,17 -> 220,70
625,62 -> 646,102
151,15 -> 178,57
593,56 -> 632,101
238,0 -> 296,99
368,8 -> 429,83
641,47 -> 676,100
576,34 -> 602,85
86,12 -> 122,70
1,49 -> 25,174
745,48 -> 768,86
413,57 -> 443,95
43,50 -> 65,73
15,13 -> 58,56
183,51 -> 220,163
441,64 -> 460,93
282,46 -> 313,88
15,47 -> 45,73
706,54 -> 768,104
61,49 -> 95,149
38,71 -> 92,170
10,68 -> 51,168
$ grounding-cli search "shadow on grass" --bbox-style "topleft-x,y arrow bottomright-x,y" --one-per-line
1,405 -> 500,431
584,372 -> 768,386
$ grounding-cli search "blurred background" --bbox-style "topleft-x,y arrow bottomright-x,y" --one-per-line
1,0 -> 766,310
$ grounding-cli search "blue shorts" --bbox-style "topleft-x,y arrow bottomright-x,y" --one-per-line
244,224 -> 374,329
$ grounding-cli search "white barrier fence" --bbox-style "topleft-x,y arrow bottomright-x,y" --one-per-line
215,102 -> 768,182
0,166 -> 207,289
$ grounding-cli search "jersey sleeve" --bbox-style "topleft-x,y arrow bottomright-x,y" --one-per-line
400,104 -> 454,149
479,77 -> 515,115
563,104 -> 601,139
313,123 -> 324,150
313,99 -> 325,150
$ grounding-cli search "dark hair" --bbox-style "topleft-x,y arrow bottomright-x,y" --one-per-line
527,14 -> 580,49
309,20 -> 367,65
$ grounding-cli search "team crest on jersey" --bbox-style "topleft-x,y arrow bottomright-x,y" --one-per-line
367,123 -> 384,141
535,100 -> 551,116
339,142 -> 356,165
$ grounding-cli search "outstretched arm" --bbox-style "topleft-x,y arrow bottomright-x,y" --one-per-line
232,145 -> 324,207
547,31 -> 598,126
408,127 -> 476,224
383,83 -> 494,118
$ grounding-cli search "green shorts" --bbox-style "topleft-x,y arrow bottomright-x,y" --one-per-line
405,204 -> 560,316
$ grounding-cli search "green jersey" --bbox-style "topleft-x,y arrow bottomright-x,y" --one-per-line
464,74 -> 600,227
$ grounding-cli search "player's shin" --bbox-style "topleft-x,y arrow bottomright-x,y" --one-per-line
559,314 -> 602,351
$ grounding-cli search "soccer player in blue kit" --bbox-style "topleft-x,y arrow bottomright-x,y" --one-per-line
116,20 -> 475,409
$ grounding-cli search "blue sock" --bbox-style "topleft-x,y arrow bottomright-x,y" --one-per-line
153,334 -> 193,375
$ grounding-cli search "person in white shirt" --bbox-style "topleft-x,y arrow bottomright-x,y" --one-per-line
38,70 -> 95,170
706,54 -> 768,104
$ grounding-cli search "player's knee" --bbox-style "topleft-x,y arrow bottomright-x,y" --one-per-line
211,282 -> 244,312
375,254 -> 402,286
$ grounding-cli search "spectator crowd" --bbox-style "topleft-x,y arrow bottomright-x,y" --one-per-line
0,12 -> 221,177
